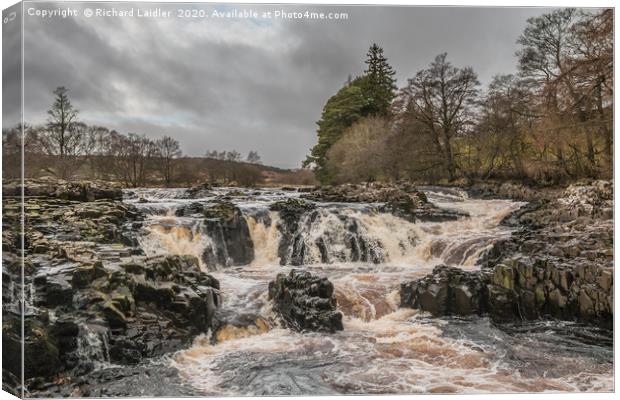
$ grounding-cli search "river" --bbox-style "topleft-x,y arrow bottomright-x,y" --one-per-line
123,186 -> 613,395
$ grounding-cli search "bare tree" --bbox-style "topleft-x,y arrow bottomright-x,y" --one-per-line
397,53 -> 479,181
225,150 -> 242,162
246,150 -> 261,164
108,133 -> 156,187
155,136 -> 182,186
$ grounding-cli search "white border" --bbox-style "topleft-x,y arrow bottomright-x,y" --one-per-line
0,1 -> 616,400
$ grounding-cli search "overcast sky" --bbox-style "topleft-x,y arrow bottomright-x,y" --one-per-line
14,3 -> 557,168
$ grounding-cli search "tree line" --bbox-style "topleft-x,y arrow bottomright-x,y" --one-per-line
305,9 -> 612,185
2,87 -> 266,187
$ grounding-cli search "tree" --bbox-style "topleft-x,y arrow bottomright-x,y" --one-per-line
517,8 -> 613,178
364,43 -> 397,116
155,136 -> 182,185
325,116 -> 390,183
571,9 -> 613,171
246,150 -> 261,164
460,75 -> 533,180
109,133 -> 156,187
225,150 -> 242,162
397,53 -> 479,181
38,87 -> 92,178
303,76 -> 372,183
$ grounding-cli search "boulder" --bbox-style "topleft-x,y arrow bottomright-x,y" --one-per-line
268,269 -> 343,333
201,202 -> 254,268
401,265 -> 488,316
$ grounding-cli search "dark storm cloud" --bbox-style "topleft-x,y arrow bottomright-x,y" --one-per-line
3,3 -> 23,128
22,3 -> 553,168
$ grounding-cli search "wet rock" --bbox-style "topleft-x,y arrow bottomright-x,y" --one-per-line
400,265 -> 488,316
3,178 -> 225,392
466,181 -> 545,202
270,199 -> 385,266
22,318 -> 61,379
184,182 -> 213,199
403,181 -> 614,327
268,269 -> 343,333
302,182 -> 425,205
72,262 -> 108,288
270,199 -> 315,265
201,201 -> 254,267
4,179 -> 123,201
302,183 -> 466,223
102,301 -> 128,329
174,202 -> 205,217
479,181 -> 613,325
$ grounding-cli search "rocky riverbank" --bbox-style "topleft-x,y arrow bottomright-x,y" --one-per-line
2,178 -> 614,396
401,180 -> 613,327
2,180 -> 221,396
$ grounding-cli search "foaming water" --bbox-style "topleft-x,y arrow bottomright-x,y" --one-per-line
246,212 -> 281,266
138,216 -> 215,269
127,187 -> 612,395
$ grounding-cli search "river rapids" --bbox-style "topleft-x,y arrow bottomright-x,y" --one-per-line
123,187 -> 613,395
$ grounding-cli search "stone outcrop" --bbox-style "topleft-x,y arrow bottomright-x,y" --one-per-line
175,201 -> 254,269
400,265 -> 488,316
184,182 -> 213,199
401,181 -> 613,326
268,269 -> 343,333
3,178 -> 123,201
269,199 -> 385,265
269,199 -> 318,265
301,182 -> 467,222
1,183 -> 221,394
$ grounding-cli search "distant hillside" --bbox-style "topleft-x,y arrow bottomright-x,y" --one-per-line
6,153 -> 317,188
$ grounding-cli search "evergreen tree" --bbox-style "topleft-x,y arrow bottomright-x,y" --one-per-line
364,43 -> 397,116
304,44 -> 397,184
303,76 -> 372,184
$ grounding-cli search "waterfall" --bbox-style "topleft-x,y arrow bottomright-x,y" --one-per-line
76,324 -> 111,369
138,217 -> 218,270
137,201 -> 518,270
133,187 -> 523,275
246,211 -> 282,266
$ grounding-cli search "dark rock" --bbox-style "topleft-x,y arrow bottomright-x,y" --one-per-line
72,262 -> 108,288
200,201 -> 254,268
421,181 -> 614,326
268,269 -> 343,333
3,179 -> 123,201
174,202 -> 205,217
185,182 -> 213,199
401,265 -> 488,316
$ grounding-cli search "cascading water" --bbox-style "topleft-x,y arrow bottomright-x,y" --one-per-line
76,324 -> 112,369
125,186 -> 612,395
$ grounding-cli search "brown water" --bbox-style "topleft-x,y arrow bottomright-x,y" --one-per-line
127,187 -> 613,395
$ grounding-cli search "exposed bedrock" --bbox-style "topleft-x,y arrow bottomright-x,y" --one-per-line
175,200 -> 254,269
268,269 -> 343,333
401,181 -> 613,326
21,255 -> 220,372
269,199 -> 385,266
2,182 -> 222,393
301,182 -> 467,222
3,178 -> 123,201
401,265 -> 488,316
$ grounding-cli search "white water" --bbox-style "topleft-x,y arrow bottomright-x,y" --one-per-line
127,187 -> 613,395
76,324 -> 112,370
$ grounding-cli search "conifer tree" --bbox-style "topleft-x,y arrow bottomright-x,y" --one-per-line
364,43 -> 397,116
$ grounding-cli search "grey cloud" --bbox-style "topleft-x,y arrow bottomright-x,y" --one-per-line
21,3 -> 559,168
